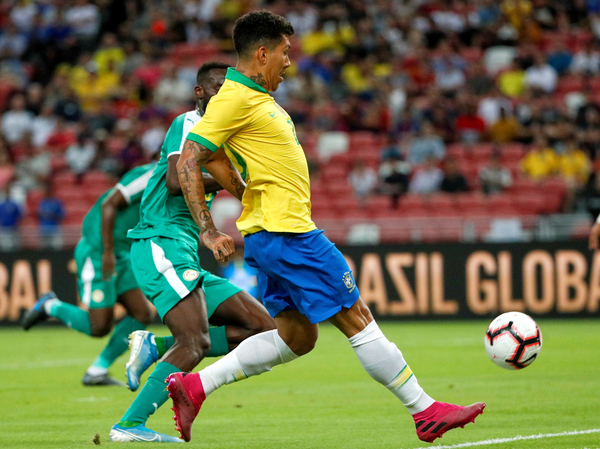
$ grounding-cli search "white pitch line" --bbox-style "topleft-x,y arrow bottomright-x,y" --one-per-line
0,358 -> 88,370
415,428 -> 600,449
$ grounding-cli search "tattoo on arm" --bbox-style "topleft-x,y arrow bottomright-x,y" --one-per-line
226,158 -> 246,200
178,140 -> 217,233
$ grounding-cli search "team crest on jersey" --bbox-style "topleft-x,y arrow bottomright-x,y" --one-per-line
92,290 -> 105,303
342,272 -> 355,293
183,270 -> 199,281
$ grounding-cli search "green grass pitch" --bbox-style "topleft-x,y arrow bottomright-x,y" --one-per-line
1,319 -> 599,449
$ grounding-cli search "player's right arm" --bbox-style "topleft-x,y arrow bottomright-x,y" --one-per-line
177,140 -> 242,262
166,154 -> 224,195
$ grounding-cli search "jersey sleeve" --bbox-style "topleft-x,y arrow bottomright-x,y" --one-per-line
116,166 -> 154,204
187,93 -> 249,152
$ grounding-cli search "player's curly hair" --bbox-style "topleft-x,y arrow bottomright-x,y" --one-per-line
196,61 -> 230,85
232,11 -> 295,60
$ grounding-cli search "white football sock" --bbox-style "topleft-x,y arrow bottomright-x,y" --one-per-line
349,321 -> 434,414
199,329 -> 298,397
85,366 -> 109,376
43,298 -> 60,316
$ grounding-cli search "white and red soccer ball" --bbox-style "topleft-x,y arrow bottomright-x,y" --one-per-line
484,312 -> 542,370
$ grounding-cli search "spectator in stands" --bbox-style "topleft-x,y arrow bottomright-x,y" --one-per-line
480,151 -> 513,194
434,61 -> 466,94
525,53 -> 558,94
520,137 -> 557,181
1,93 -> 34,144
141,114 -> 167,158
119,134 -> 146,174
154,62 -> 193,110
53,87 -> 83,122
571,42 -> 600,75
575,90 -> 600,129
65,132 -> 97,184
408,121 -> 446,165
32,103 -> 58,147
0,23 -> 29,59
440,157 -> 470,193
497,60 -> 526,98
93,32 -> 125,75
409,156 -> 443,194
490,107 -> 518,143
14,132 -> 51,192
378,153 -> 411,208
547,40 -> 573,75
0,138 -> 14,190
379,134 -> 402,161
348,159 -> 378,204
0,181 -> 22,251
477,85 -> 513,128
557,139 -> 591,211
455,101 -> 486,144
65,0 -> 100,49
467,60 -> 494,97
37,182 -> 65,249
93,132 -> 121,180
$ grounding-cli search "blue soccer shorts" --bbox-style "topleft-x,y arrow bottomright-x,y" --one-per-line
243,229 -> 360,324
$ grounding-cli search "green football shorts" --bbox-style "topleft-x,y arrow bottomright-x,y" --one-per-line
74,238 -> 139,309
130,236 -> 242,321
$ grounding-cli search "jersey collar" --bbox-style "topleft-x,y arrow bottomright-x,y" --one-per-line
226,68 -> 268,93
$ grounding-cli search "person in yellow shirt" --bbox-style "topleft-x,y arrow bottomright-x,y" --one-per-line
558,140 -> 591,210
93,32 -> 125,75
557,140 -> 591,186
521,137 -> 557,181
498,61 -> 526,97
502,0 -> 533,33
490,107 -> 519,143
165,10 -> 484,445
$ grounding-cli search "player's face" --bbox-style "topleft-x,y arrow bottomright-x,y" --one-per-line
194,68 -> 227,111
265,35 -> 291,92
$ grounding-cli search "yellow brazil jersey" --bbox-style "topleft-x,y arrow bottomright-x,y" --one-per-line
187,68 -> 316,237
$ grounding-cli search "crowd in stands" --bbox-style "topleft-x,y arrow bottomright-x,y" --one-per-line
1,0 -> 600,248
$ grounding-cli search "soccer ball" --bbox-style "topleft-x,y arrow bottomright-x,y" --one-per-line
484,312 -> 542,370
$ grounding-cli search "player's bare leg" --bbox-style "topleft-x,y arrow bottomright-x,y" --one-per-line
167,310 -> 312,441
83,289 -> 149,386
328,297 -> 485,443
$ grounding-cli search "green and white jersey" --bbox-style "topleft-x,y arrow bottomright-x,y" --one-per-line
127,110 -> 216,250
80,163 -> 155,254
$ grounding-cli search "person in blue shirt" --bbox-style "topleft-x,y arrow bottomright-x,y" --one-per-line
37,182 -> 65,249
0,183 -> 22,251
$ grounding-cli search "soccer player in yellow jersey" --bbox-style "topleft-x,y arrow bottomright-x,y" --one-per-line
167,11 -> 485,444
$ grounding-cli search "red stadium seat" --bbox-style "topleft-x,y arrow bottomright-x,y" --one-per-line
321,164 -> 348,181
456,192 -> 486,211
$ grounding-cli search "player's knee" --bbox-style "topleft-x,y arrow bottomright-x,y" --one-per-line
130,307 -> 151,326
90,322 -> 112,337
247,314 -> 276,335
286,333 -> 317,357
176,333 -> 211,365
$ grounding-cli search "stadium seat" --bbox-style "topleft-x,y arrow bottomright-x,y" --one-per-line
317,131 -> 349,161
456,192 -> 486,211
501,143 -> 524,162
556,75 -> 585,95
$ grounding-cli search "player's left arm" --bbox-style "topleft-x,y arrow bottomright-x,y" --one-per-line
100,189 -> 129,280
177,140 -> 243,262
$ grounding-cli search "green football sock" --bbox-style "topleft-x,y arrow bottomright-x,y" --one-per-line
155,326 -> 229,358
90,316 -> 146,370
47,300 -> 92,336
118,361 -> 179,426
